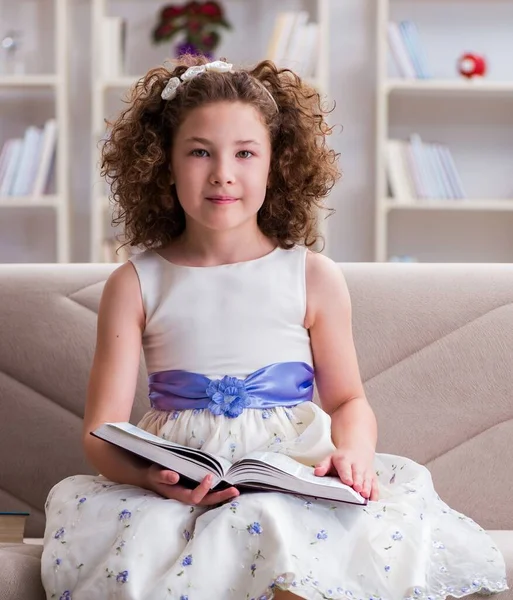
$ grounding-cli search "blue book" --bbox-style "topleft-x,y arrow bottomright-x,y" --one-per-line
400,21 -> 432,79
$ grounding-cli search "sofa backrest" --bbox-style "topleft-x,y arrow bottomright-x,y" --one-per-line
0,263 -> 511,536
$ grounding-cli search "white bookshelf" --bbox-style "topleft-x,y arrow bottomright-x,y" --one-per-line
0,0 -> 70,263
375,0 -> 513,263
90,0 -> 331,262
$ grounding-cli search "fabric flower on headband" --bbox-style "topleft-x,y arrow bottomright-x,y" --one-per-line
161,60 -> 233,100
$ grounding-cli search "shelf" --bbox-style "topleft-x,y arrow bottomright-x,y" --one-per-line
0,75 -> 59,88
0,195 -> 61,208
384,79 -> 513,96
383,199 -> 513,212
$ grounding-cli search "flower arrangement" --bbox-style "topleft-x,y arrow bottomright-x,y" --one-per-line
152,1 -> 231,58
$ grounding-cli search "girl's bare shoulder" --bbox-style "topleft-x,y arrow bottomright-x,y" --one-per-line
99,261 -> 145,328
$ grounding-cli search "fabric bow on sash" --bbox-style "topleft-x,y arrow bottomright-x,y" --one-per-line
148,362 -> 314,418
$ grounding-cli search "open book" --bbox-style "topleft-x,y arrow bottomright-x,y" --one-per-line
92,423 -> 367,506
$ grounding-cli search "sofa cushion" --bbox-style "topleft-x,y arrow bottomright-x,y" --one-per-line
0,542 -> 45,600
0,532 -> 510,600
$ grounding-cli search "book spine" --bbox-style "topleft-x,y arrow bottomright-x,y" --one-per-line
425,143 -> 446,199
387,21 -> 416,79
409,134 -> 431,199
404,141 -> 423,198
442,146 -> 466,199
404,20 -> 432,79
31,119 -> 58,197
11,127 -> 42,196
399,141 -> 418,200
0,139 -> 23,197
385,139 -> 413,203
399,21 -> 423,79
431,143 -> 453,200
0,139 -> 14,188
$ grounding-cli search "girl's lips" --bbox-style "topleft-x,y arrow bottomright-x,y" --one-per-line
206,196 -> 238,204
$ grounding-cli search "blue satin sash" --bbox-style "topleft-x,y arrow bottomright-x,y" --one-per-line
148,361 -> 314,418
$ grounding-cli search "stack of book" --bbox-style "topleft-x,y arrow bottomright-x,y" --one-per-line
385,135 -> 466,203
0,511 -> 29,543
387,20 -> 431,79
267,11 -> 319,79
0,118 -> 58,198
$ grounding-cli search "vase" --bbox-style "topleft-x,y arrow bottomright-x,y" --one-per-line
175,40 -> 213,60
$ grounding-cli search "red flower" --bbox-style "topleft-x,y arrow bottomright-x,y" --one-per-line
185,1 -> 202,15
200,2 -> 222,18
155,22 -> 176,38
161,5 -> 184,20
189,19 -> 202,33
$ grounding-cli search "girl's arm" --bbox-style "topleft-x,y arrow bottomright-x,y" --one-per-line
82,262 -> 240,505
82,261 -> 150,487
305,252 -> 379,500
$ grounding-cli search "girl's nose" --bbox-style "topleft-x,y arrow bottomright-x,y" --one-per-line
209,161 -> 235,186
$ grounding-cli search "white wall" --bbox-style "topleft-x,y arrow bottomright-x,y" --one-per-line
1,0 -> 511,263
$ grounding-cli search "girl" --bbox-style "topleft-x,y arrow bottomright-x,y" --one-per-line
42,55 -> 508,600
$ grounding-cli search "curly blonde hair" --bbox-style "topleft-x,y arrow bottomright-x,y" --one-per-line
100,55 -> 340,250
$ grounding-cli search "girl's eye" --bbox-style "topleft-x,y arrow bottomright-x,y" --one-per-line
191,149 -> 209,157
237,150 -> 253,159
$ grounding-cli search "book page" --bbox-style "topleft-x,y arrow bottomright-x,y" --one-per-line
228,451 -> 366,504
103,423 -> 232,475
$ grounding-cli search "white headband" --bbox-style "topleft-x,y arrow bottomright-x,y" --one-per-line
161,60 -> 278,112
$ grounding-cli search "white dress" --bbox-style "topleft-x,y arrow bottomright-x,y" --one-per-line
41,246 -> 508,600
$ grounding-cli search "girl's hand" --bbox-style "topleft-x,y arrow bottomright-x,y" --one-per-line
143,464 -> 239,506
314,444 -> 379,501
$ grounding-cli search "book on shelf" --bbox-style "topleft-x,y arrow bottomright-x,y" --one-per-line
267,11 -> 319,80
385,136 -> 466,202
92,422 -> 368,506
0,118 -> 57,198
10,126 -> 43,197
0,138 -> 23,197
0,512 -> 29,544
32,119 -> 58,197
387,20 -> 431,79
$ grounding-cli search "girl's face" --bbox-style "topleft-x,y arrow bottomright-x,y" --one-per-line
171,101 -> 272,234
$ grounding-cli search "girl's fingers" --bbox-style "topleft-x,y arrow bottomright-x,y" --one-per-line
314,456 -> 332,477
333,457 -> 353,486
351,464 -> 363,492
198,487 -> 239,506
370,476 -> 380,502
160,470 -> 180,485
189,475 -> 214,505
361,475 -> 372,498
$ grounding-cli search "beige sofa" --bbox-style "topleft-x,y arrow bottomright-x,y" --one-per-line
0,262 -> 511,600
